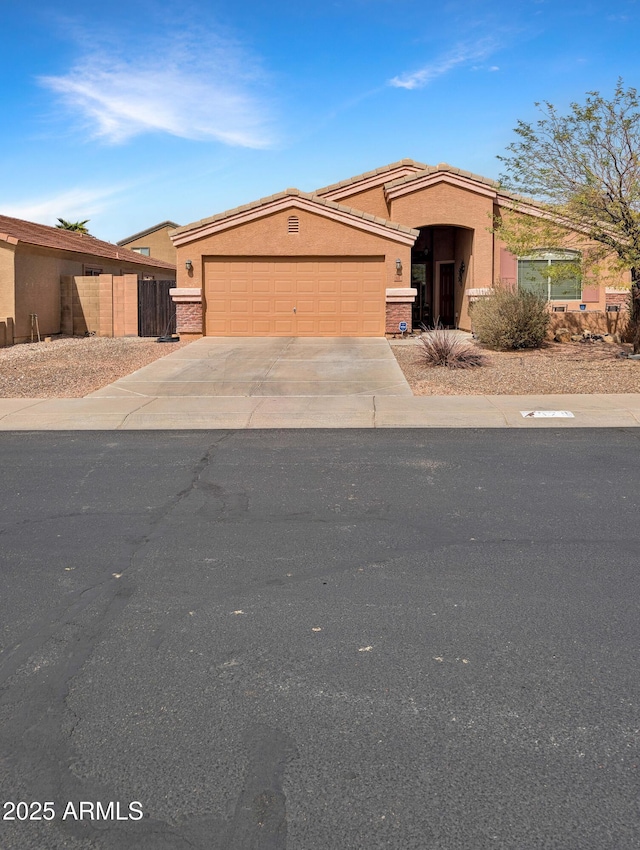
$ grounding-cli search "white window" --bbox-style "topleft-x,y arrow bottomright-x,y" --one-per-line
132,247 -> 150,256
518,250 -> 581,301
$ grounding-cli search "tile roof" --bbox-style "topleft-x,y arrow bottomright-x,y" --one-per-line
117,220 -> 180,245
384,162 -> 500,191
0,215 -> 176,269
172,188 -> 419,239
381,161 -> 546,210
313,159 -> 428,196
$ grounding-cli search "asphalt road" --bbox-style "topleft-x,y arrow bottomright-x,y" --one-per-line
0,429 -> 639,850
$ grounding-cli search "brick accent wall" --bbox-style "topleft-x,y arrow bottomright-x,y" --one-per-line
386,302 -> 412,334
605,291 -> 630,309
176,302 -> 202,333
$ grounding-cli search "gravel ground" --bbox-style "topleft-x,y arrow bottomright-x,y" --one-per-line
2,333 -> 639,399
391,336 -> 640,395
0,335 -> 194,398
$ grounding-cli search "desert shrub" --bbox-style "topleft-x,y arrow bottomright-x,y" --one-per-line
416,326 -> 487,368
471,286 -> 550,350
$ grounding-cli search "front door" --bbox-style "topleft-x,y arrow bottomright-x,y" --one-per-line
410,262 -> 433,328
439,263 -> 455,327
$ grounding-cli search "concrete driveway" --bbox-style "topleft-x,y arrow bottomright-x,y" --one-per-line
89,336 -> 413,398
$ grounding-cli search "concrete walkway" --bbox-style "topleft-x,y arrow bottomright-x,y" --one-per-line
1,337 -> 639,429
1,393 -> 640,429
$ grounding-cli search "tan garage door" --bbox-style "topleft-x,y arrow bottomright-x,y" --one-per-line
204,257 -> 386,336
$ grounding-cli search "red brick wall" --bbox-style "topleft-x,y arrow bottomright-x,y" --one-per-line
176,302 -> 202,333
386,302 -> 412,334
606,291 -> 630,309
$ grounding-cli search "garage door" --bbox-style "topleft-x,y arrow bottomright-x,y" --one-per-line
204,257 -> 386,336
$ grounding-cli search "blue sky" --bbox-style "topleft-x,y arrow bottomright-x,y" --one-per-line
1,0 -> 638,242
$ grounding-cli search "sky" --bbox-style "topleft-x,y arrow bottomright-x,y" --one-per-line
1,0 -> 638,243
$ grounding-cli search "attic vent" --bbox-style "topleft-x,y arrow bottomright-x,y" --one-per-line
288,215 -> 299,233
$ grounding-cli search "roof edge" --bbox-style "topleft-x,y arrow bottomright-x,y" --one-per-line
117,220 -> 181,245
314,159 -> 428,197
0,213 -> 176,269
172,190 -> 419,247
384,162 -> 501,195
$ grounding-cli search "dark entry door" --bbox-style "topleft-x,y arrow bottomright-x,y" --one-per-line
439,263 -> 455,327
411,263 -> 433,328
138,280 -> 175,337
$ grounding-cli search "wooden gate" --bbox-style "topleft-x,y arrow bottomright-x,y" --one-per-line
137,279 -> 175,337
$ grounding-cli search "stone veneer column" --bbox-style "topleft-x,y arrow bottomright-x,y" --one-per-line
169,288 -> 203,335
385,287 -> 416,334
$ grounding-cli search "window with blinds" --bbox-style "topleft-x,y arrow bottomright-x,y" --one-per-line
518,251 -> 581,301
287,215 -> 299,233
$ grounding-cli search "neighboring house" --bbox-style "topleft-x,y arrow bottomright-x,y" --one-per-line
117,221 -> 180,266
168,159 -> 630,337
0,215 -> 176,345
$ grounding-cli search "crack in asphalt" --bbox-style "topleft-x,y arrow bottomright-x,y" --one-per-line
0,433 -> 244,849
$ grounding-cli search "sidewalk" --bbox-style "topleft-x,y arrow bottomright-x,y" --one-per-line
1,393 -> 640,429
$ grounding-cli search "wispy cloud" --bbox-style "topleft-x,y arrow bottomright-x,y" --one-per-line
39,27 -> 275,148
389,39 -> 499,90
3,185 -> 128,225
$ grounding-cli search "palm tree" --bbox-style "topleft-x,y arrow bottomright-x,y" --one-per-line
56,218 -> 91,234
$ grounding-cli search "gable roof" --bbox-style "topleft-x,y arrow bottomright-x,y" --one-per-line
172,188 -> 419,247
384,162 -> 501,201
314,158 -> 427,200
384,164 -> 598,237
386,162 -> 500,191
117,220 -> 180,246
0,215 -> 176,269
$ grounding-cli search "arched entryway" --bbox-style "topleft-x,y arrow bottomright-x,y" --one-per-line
411,225 -> 473,328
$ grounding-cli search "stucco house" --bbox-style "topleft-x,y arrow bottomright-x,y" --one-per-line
117,221 -> 180,265
168,159 -> 630,338
0,215 -> 176,345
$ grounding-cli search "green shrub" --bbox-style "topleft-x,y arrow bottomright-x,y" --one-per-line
471,285 -> 550,350
416,326 -> 487,368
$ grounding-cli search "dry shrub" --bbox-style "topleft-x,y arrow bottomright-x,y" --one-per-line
471,286 -> 550,350
416,327 -> 487,368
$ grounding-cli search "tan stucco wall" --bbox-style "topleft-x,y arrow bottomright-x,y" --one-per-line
455,228 -> 474,328
390,183 -> 494,291
60,275 -> 98,335
492,208 -> 631,317
111,275 -> 139,337
14,248 -> 69,340
61,274 -> 138,337
326,186 -> 391,220
0,243 -> 16,337
120,227 -> 177,265
388,183 -> 494,330
11,245 -> 174,342
175,207 -> 412,300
